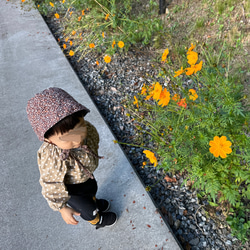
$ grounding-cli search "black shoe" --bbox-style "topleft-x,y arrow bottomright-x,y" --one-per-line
95,212 -> 117,230
96,199 -> 110,212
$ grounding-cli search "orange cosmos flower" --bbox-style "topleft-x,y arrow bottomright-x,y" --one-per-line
188,89 -> 198,101
161,49 -> 169,62
71,30 -> 76,36
187,43 -> 196,53
112,40 -> 116,48
65,37 -> 69,42
172,94 -> 180,102
209,136 -> 232,158
158,88 -> 170,107
69,11 -> 73,16
82,10 -> 85,15
69,50 -> 74,56
187,51 -> 198,65
69,41 -> 73,46
133,96 -> 139,108
96,61 -> 99,66
185,65 -> 195,75
118,41 -> 124,48
89,43 -> 95,49
105,13 -> 109,20
143,150 -> 158,167
102,32 -> 105,38
49,2 -> 54,7
174,67 -> 185,77
141,84 -> 147,95
153,82 -> 162,101
104,55 -> 111,63
177,98 -> 187,109
63,44 -> 67,49
186,61 -> 203,75
78,16 -> 82,21
54,13 -> 60,19
21,0 -> 25,2
194,60 -> 203,73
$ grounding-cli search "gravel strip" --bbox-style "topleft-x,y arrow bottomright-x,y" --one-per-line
43,15 -> 248,250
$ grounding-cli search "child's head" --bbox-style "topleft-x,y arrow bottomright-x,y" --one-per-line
27,87 -> 90,149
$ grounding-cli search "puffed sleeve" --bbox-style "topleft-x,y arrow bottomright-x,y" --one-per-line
37,143 -> 70,211
85,120 -> 100,154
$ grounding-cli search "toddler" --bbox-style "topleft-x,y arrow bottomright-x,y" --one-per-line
26,87 -> 117,229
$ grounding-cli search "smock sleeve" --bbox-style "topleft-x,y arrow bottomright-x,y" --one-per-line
37,143 -> 70,211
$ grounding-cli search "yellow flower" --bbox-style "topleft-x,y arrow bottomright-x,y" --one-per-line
112,40 -> 116,48
105,13 -> 109,20
62,0 -> 65,3
104,55 -> 111,63
69,50 -> 74,56
65,37 -> 69,42
143,150 -> 158,167
187,51 -> 198,65
209,136 -> 232,158
71,30 -> 76,36
38,4 -> 40,7
118,41 -> 124,48
54,13 -> 60,19
102,32 -> 105,38
69,41 -> 73,46
63,44 -> 67,49
189,89 -> 198,101
49,2 -> 54,7
158,88 -> 170,107
174,67 -> 185,77
161,49 -> 169,62
89,43 -> 95,49
153,82 -> 162,101
133,96 -> 139,108
113,140 -> 118,144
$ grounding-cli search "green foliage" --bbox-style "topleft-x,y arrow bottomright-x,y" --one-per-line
227,205 -> 250,243
127,44 -> 250,241
35,0 -> 163,59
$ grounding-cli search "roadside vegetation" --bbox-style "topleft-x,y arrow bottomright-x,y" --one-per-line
22,0 -> 249,244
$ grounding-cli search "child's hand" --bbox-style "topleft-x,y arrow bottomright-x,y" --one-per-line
59,206 -> 81,225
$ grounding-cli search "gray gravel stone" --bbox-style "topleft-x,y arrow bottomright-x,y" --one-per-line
189,237 -> 200,246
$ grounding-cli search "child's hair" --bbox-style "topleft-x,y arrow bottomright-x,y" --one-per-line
44,111 -> 84,139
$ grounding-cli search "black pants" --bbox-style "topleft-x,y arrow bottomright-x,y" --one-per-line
66,178 -> 99,222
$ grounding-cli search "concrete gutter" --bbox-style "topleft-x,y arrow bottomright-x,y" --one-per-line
0,1 -> 182,249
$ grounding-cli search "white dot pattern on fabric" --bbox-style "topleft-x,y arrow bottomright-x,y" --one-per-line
37,121 -> 100,211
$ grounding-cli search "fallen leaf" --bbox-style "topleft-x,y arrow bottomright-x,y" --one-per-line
164,175 -> 177,183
